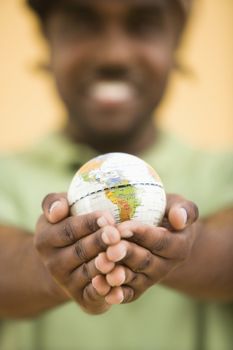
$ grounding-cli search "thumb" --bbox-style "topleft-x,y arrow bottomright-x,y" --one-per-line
163,193 -> 199,231
42,192 -> 70,224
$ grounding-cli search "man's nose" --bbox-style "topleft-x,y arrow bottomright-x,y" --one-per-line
94,25 -> 135,70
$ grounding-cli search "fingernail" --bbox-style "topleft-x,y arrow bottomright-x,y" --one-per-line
117,246 -> 127,261
102,229 -> 116,245
118,270 -> 126,285
49,201 -> 61,213
109,244 -> 127,262
92,276 -> 99,289
102,227 -> 119,245
102,231 -> 110,244
95,256 -> 101,270
107,269 -> 125,287
121,230 -> 133,238
118,291 -> 124,304
105,289 -> 124,305
95,254 -> 115,273
180,208 -> 188,225
97,216 -> 108,228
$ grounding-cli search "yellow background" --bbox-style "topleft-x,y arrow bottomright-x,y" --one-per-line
1,0 -> 233,152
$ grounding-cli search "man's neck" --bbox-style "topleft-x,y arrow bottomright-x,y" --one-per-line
65,120 -> 157,155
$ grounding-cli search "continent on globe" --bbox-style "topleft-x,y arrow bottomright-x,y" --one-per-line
105,185 -> 141,222
68,153 -> 166,226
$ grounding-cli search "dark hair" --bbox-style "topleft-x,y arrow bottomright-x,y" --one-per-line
27,0 -> 191,23
27,0 -> 57,21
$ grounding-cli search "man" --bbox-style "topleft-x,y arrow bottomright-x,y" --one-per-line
0,0 -> 232,349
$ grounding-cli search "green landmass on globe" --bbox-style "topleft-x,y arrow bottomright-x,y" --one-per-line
68,153 -> 166,226
105,185 -> 141,222
79,157 -> 141,221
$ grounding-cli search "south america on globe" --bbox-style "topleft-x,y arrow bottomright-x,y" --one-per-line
68,153 -> 166,226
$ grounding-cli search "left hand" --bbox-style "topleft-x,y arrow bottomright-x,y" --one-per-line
93,194 -> 199,304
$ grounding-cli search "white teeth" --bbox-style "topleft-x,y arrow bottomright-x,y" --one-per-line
89,81 -> 135,103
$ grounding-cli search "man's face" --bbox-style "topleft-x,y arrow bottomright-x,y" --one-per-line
45,0 -> 183,142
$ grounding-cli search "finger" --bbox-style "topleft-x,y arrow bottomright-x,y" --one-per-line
96,213 -> 115,228
106,240 -> 173,281
82,284 -> 111,314
42,192 -> 115,226
57,225 -> 120,269
106,266 -> 149,302
46,252 -> 100,288
118,222 -> 191,260
106,265 -> 145,288
106,265 -> 150,291
95,252 -> 115,274
70,259 -> 100,288
42,193 -> 70,224
120,287 -> 135,304
105,287 -> 124,304
164,194 -> 199,230
168,207 -> 188,231
92,275 -> 111,296
37,213 -> 118,250
37,225 -> 120,283
106,265 -> 126,287
105,286 -> 134,305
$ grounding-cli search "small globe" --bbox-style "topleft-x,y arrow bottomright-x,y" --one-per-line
68,153 -> 166,226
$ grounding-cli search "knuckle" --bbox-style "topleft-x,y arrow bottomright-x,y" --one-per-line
80,263 -> 92,282
62,219 -> 76,243
74,239 -> 88,262
131,234 -> 145,246
151,235 -> 170,254
93,231 -> 107,251
130,273 -> 139,283
84,214 -> 99,233
135,251 -> 153,272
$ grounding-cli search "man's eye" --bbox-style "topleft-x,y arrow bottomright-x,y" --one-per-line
58,12 -> 99,39
128,13 -> 165,37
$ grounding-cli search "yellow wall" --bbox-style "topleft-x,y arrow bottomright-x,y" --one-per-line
1,0 -> 233,152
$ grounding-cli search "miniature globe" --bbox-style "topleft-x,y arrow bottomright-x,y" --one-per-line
68,153 -> 166,226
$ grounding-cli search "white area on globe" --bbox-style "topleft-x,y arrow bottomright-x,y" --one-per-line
67,152 -> 166,226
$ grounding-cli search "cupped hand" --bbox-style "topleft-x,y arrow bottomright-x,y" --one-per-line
34,193 -> 119,314
94,194 -> 199,304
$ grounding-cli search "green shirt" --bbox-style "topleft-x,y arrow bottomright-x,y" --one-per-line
0,131 -> 232,350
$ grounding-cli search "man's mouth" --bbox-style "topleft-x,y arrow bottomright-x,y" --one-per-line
87,81 -> 137,107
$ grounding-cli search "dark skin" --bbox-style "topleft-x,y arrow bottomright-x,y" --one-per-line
45,0 -> 184,154
0,0 -> 232,318
36,0 -> 198,310
35,193 -> 199,313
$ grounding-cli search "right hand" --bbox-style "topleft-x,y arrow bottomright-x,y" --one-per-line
34,193 -> 121,314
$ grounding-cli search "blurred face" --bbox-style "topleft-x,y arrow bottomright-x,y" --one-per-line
45,0 -> 184,143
